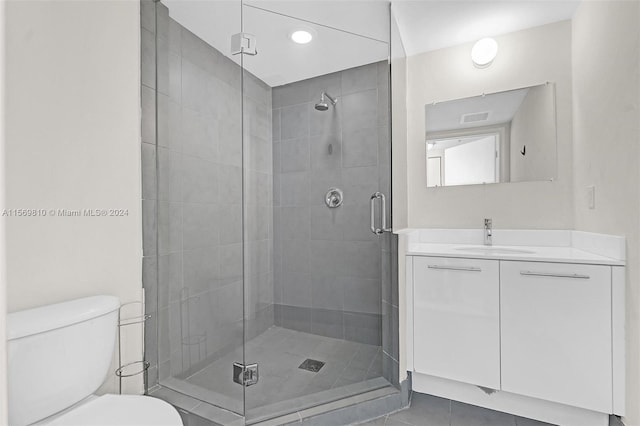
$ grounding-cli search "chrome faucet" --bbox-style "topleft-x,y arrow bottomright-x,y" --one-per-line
484,218 -> 492,246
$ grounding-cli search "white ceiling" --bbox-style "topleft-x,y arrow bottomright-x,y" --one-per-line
242,4 -> 389,86
246,1 -> 391,43
163,0 -> 390,87
392,0 -> 580,56
425,87 -> 530,133
162,1 -> 580,87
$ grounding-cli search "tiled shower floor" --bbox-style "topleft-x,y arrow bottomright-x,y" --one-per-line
179,326 -> 384,415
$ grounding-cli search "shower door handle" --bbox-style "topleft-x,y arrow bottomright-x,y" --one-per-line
370,192 -> 392,235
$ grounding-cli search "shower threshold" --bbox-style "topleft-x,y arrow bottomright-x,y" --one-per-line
150,326 -> 396,425
150,377 -> 396,426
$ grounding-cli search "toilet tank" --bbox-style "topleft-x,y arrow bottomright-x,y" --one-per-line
7,295 -> 120,426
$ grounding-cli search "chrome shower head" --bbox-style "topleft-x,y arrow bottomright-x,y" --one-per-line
315,92 -> 337,111
315,101 -> 329,111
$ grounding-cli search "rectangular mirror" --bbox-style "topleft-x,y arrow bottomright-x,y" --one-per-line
425,82 -> 557,187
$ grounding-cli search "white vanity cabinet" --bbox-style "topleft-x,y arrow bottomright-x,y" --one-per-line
500,261 -> 612,413
413,256 -> 500,389
405,229 -> 626,426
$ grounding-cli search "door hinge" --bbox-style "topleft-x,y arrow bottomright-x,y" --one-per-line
233,362 -> 259,387
231,33 -> 258,56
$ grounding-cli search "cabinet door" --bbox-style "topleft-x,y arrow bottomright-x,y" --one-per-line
413,256 -> 500,389
500,261 -> 612,413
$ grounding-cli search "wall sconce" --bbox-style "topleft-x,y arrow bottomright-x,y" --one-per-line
471,38 -> 498,68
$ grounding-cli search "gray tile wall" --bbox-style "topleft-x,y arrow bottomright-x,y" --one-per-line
141,1 -> 273,389
272,62 -> 391,347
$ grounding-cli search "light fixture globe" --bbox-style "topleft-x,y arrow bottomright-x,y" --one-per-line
471,37 -> 498,68
290,30 -> 313,44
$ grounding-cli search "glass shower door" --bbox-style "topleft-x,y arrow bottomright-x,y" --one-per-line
153,0 -> 246,415
152,0 -> 395,420
240,3 -> 392,421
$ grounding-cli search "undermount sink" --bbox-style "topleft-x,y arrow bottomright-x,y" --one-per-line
455,246 -> 536,255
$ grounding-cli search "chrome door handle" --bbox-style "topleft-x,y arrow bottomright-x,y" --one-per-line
428,265 -> 482,272
370,192 -> 392,235
370,193 -> 379,234
520,271 -> 590,279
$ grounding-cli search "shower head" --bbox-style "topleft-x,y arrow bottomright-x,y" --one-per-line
315,92 -> 337,111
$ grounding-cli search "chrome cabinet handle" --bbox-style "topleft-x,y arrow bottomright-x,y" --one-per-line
370,192 -> 392,235
520,271 -> 590,279
428,265 -> 482,272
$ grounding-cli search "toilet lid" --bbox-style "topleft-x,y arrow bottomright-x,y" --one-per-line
46,394 -> 183,426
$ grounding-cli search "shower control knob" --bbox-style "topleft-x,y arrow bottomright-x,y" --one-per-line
325,188 -> 344,208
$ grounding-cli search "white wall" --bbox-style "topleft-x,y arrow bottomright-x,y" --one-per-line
406,20 -> 573,229
5,0 -> 142,394
572,2 -> 640,424
0,0 -> 8,422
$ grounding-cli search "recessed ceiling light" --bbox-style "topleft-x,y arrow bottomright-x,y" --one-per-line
471,38 -> 498,68
290,30 -> 313,44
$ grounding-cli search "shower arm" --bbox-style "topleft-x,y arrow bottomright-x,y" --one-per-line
322,92 -> 338,105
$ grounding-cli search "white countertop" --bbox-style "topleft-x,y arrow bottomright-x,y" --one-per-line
406,243 -> 625,266
399,229 -> 626,266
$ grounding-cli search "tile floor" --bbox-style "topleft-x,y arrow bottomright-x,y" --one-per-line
359,393 -> 625,426
360,393 -> 552,426
182,326 -> 383,412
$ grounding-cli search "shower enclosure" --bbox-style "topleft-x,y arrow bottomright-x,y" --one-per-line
141,0 -> 398,422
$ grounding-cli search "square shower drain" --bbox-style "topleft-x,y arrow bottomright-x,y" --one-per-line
299,358 -> 325,373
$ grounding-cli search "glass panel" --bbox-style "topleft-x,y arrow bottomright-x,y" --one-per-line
154,0 -> 245,415
241,4 -> 392,421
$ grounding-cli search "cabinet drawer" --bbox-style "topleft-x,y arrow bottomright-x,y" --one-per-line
500,261 -> 612,412
413,256 -> 500,389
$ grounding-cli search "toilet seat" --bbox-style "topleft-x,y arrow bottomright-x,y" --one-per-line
44,394 -> 183,426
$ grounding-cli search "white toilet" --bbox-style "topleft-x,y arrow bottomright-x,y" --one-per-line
7,295 -> 183,426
